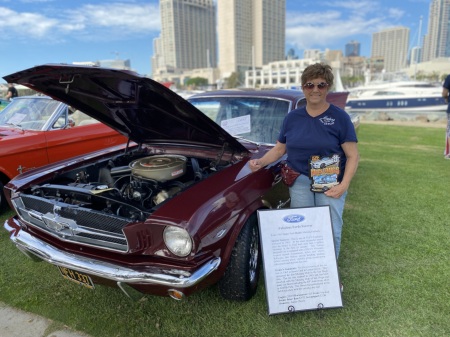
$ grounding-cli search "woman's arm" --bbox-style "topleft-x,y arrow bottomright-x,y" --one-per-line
325,141 -> 359,198
442,87 -> 449,103
248,141 -> 286,172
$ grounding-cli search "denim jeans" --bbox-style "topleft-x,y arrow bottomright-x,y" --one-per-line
289,174 -> 347,258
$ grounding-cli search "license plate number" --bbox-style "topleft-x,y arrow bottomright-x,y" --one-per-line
58,266 -> 95,289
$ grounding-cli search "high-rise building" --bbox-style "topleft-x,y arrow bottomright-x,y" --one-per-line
345,41 -> 360,57
99,59 -> 131,70
410,46 -> 422,66
422,0 -> 450,62
154,0 -> 217,74
286,48 -> 298,60
371,27 -> 409,72
304,49 -> 321,60
218,0 -> 285,78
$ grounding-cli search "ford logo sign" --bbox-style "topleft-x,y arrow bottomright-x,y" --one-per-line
283,214 -> 305,223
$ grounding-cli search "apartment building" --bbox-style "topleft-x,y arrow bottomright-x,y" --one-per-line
218,0 -> 285,79
371,27 -> 410,72
152,0 -> 217,81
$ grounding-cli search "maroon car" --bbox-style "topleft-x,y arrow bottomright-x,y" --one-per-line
3,64 -> 358,301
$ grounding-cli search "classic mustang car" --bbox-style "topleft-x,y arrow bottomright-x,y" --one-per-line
0,95 -> 127,210
3,64 -> 358,301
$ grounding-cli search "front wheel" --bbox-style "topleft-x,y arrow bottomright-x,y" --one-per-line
219,214 -> 261,301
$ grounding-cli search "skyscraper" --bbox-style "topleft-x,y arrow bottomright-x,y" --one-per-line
345,41 -> 360,57
422,0 -> 450,62
371,27 -> 409,72
218,0 -> 285,77
156,0 -> 217,72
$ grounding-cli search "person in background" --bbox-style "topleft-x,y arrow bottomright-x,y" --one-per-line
441,75 -> 450,159
5,83 -> 18,101
248,63 -> 359,258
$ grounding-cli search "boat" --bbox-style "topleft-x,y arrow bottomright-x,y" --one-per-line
345,80 -> 446,112
345,71 -> 446,112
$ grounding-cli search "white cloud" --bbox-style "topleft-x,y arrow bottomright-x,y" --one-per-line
0,2 -> 160,42
0,7 -> 59,38
286,0 -> 405,51
67,3 -> 160,32
387,8 -> 405,21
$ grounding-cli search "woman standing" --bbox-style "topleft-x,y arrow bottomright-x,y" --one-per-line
249,63 -> 359,258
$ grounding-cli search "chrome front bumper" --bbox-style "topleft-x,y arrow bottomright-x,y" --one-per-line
4,218 -> 221,289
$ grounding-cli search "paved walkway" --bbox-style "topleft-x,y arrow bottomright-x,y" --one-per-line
0,302 -> 91,337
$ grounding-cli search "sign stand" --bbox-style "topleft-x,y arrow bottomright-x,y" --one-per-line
257,206 -> 342,315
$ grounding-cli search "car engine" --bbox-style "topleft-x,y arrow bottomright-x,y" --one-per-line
25,152 -> 221,222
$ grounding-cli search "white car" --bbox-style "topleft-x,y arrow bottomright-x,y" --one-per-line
311,155 -> 339,169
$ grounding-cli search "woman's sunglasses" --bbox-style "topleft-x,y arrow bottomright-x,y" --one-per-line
302,82 -> 329,91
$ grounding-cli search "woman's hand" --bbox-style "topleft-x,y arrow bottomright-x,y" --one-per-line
248,141 -> 287,173
328,141 -> 359,198
248,159 -> 263,172
324,182 -> 348,198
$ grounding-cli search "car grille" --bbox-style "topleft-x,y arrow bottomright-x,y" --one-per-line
14,194 -> 129,252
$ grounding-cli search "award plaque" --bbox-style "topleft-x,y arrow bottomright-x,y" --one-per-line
309,154 -> 340,193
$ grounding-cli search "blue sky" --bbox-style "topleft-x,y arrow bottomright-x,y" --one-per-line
0,0 -> 430,81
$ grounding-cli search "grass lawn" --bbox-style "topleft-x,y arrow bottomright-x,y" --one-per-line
0,123 -> 449,337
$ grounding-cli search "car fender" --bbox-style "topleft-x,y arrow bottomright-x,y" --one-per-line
212,198 -> 266,278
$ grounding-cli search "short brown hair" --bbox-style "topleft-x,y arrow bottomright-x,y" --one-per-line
301,63 -> 334,88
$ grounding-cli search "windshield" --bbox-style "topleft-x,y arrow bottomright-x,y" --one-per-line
0,97 -> 61,130
189,96 -> 290,144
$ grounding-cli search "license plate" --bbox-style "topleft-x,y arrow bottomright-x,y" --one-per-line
58,266 -> 95,289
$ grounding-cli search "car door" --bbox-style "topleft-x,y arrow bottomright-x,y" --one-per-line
44,108 -> 127,162
0,130 -> 49,178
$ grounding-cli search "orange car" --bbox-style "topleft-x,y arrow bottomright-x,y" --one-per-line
0,95 -> 127,210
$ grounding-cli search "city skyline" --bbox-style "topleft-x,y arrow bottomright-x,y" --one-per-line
0,0 -> 430,80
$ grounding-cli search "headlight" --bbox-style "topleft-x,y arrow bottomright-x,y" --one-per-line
163,226 -> 192,257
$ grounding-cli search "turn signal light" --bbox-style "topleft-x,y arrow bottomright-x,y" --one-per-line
168,289 -> 185,300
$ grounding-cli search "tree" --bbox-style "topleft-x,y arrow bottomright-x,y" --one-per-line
224,72 -> 240,89
185,77 -> 208,89
341,75 -> 364,89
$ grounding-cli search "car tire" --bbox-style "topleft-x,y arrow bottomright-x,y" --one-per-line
219,214 -> 261,301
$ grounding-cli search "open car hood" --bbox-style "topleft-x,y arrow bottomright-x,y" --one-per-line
4,64 -> 248,154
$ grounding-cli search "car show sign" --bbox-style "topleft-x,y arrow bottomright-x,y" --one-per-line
257,206 -> 342,315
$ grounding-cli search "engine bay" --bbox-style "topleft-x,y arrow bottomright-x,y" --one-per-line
26,150 -> 226,221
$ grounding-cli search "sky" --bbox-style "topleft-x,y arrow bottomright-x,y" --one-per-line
0,0 -> 431,81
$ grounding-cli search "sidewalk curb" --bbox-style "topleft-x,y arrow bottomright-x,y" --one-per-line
0,302 -> 91,337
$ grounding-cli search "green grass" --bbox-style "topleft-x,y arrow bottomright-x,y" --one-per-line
1,123 -> 449,337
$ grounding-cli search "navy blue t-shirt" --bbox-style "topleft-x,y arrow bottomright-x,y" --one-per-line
278,104 -> 358,180
443,74 -> 450,113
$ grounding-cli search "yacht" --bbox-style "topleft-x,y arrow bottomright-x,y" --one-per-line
345,73 -> 446,112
